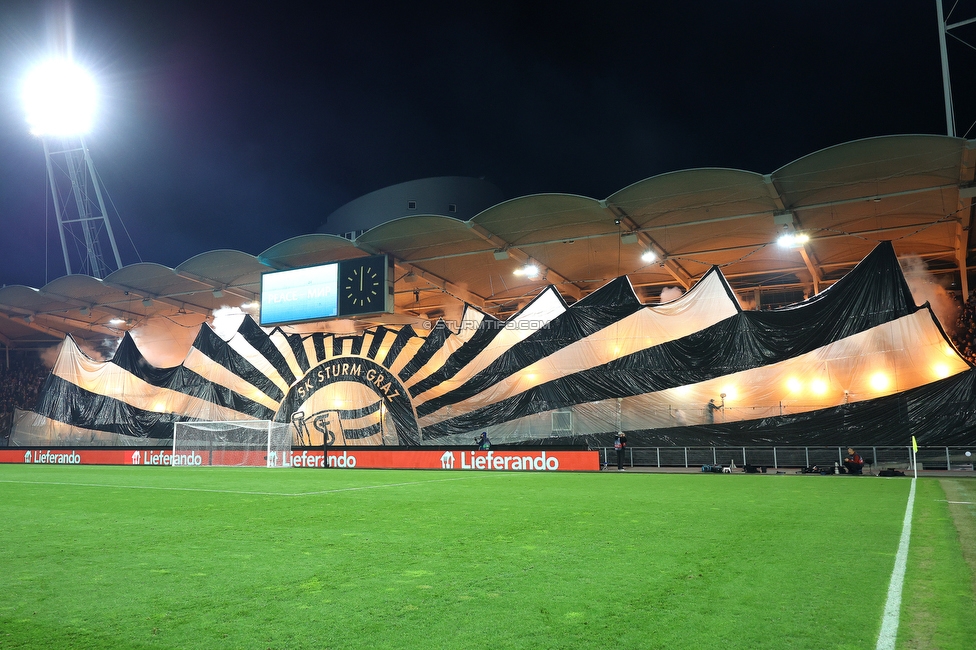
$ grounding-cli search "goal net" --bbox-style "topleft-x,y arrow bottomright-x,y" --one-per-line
172,420 -> 292,467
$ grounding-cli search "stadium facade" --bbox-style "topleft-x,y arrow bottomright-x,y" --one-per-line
2,134 -> 976,449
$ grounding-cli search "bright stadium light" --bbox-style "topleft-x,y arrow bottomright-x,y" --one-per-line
20,54 -> 126,281
22,58 -> 97,137
514,263 -> 539,278
869,372 -> 890,392
777,232 -> 809,248
810,378 -> 828,395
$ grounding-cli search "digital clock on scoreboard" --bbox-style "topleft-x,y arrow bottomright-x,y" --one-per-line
259,255 -> 391,326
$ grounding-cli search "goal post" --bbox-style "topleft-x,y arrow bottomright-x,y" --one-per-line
172,420 -> 292,467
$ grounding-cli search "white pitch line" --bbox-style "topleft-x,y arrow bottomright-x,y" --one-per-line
0,474 -> 477,497
876,477 -> 916,650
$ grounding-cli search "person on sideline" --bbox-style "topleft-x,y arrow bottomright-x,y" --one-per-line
843,447 -> 864,475
615,432 -> 627,471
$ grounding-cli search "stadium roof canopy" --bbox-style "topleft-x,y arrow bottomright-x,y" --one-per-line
2,134 -> 975,353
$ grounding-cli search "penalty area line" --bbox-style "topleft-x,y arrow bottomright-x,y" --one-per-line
875,477 -> 916,650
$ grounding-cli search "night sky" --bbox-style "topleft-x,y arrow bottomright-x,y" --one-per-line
0,1 -> 965,288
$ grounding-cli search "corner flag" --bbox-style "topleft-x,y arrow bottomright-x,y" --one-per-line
911,436 -> 918,453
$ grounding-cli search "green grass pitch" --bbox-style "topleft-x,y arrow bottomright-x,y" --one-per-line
0,465 -> 973,649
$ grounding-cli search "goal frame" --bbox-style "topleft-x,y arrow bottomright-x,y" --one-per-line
172,420 -> 292,468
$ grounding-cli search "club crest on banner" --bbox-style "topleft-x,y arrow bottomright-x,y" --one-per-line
276,356 -> 420,446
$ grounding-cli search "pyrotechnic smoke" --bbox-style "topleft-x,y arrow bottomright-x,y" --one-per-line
129,319 -> 198,367
39,343 -> 61,369
211,306 -> 246,340
40,337 -> 120,368
660,286 -> 684,303
81,338 -> 120,362
441,298 -> 465,330
900,255 -> 959,333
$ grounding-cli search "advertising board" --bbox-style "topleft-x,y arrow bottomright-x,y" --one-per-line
0,448 -> 599,471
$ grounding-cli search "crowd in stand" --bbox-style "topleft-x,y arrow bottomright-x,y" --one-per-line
953,294 -> 976,365
0,356 -> 48,417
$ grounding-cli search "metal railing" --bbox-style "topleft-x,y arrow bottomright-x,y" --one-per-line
597,446 -> 976,471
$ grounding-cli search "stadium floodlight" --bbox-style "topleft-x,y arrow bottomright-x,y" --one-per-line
21,57 -> 125,281
22,58 -> 97,137
641,250 -> 656,263
777,232 -> 810,248
514,263 -> 539,278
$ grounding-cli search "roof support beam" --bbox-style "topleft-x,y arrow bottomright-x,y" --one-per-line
796,246 -> 821,295
401,265 -> 487,308
104,277 -> 257,317
465,222 -> 583,300
955,142 -> 976,299
0,311 -> 80,341
378,179 -> 963,302
762,174 -> 788,212
766,175 -> 823,294
59,294 -> 209,320
355,242 -> 488,309
169,271 -> 260,302
603,202 -> 692,290
957,211 -> 972,300
590,183 -> 958,241
627,182 -> 961,236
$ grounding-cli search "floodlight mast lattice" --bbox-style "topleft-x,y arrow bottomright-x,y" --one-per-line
936,1 -> 976,138
24,59 -> 123,279
935,0 -> 976,300
41,136 -> 123,278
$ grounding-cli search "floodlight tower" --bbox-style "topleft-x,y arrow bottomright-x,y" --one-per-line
23,58 -> 123,279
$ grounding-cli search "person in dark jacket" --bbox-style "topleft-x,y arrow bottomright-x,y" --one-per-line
843,448 -> 864,475
705,398 -> 722,424
615,432 -> 627,471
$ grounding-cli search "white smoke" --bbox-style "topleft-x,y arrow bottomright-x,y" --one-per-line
39,343 -> 61,369
129,319 -> 199,367
40,337 -> 120,368
211,306 -> 247,341
659,286 -> 684,303
900,255 -> 959,334
441,298 -> 465,331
